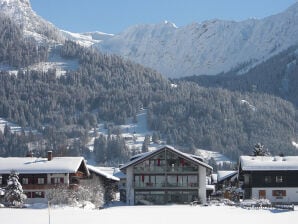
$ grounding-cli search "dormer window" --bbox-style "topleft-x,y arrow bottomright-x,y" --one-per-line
276,176 -> 283,183
22,178 -> 29,185
264,176 -> 272,184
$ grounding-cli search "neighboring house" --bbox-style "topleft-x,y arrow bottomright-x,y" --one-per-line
120,145 -> 213,205
87,165 -> 120,203
0,187 -> 4,202
216,170 -> 238,190
0,151 -> 90,203
113,168 -> 126,202
238,155 -> 298,204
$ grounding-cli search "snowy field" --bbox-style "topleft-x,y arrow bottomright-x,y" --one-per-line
1,204 -> 297,224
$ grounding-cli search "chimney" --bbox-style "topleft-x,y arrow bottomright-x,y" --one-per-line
26,150 -> 34,157
47,151 -> 53,161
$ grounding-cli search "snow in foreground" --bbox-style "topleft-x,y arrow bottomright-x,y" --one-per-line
1,204 -> 297,224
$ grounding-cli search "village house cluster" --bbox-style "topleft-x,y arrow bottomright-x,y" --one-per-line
1,145 -> 298,206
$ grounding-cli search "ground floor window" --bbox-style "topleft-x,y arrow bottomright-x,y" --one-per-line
135,191 -> 165,205
33,191 -> 45,198
258,190 -> 266,199
135,190 -> 198,205
24,191 -> 45,198
167,190 -> 198,204
272,190 -> 286,198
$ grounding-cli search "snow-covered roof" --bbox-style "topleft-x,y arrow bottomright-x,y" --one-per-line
120,145 -> 213,171
217,170 -> 238,182
130,151 -> 204,162
113,168 -> 126,179
0,157 -> 88,174
240,156 -> 298,171
87,165 -> 119,182
206,185 -> 215,191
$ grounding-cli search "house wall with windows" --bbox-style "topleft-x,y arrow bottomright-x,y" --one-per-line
121,146 -> 212,205
238,155 -> 298,204
0,154 -> 90,204
251,188 -> 298,203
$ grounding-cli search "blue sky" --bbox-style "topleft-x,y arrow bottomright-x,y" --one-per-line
30,0 -> 297,34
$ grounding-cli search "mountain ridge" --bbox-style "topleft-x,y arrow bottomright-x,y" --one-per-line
96,2 -> 298,78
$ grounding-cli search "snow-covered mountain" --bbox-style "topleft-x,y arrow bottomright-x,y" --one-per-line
97,3 -> 298,78
0,0 -> 63,43
0,0 -> 115,47
60,30 -> 114,47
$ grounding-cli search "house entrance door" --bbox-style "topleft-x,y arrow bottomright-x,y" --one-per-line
258,190 -> 266,199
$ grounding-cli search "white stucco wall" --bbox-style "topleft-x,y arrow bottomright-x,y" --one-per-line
252,187 -> 298,203
199,166 -> 207,204
126,166 -> 134,205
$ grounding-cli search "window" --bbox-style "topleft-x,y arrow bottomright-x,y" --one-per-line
33,191 -> 45,198
272,190 -> 286,197
264,176 -> 272,184
259,190 -> 266,199
37,178 -> 45,184
25,192 -> 32,198
276,176 -> 283,183
22,178 -> 29,185
51,177 -> 64,184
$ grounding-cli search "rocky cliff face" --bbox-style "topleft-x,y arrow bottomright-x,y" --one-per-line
0,0 -> 63,43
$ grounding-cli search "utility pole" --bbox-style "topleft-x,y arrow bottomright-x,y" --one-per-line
48,201 -> 51,224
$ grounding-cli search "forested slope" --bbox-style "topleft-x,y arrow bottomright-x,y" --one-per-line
0,19 -> 297,160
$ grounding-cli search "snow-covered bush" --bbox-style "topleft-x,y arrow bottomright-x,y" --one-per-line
47,185 -> 70,205
47,179 -> 105,208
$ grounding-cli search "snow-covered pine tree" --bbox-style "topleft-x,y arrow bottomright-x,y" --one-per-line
4,170 -> 27,207
252,143 -> 270,156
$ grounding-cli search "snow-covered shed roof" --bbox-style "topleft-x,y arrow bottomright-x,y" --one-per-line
0,157 -> 88,174
87,165 -> 119,182
217,170 -> 238,182
120,145 -> 212,172
239,156 -> 298,171
113,168 -> 126,179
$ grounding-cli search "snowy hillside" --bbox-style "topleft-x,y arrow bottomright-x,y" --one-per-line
97,3 -> 298,78
87,110 -> 161,153
87,110 -> 233,165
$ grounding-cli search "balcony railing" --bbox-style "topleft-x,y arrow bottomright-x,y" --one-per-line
134,182 -> 198,189
134,166 -> 165,173
134,166 -> 198,173
166,167 -> 198,173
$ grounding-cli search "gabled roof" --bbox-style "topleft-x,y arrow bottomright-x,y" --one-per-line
87,165 -> 119,182
217,170 -> 238,182
120,145 -> 212,172
239,156 -> 298,171
0,157 -> 89,174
